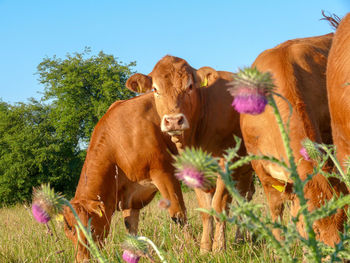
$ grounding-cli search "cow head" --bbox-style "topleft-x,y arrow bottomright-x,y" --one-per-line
63,199 -> 108,262
126,55 -> 218,139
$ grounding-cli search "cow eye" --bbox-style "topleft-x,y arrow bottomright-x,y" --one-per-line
188,84 -> 193,91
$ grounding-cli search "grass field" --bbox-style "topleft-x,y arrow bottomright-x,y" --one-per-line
0,185 -> 294,263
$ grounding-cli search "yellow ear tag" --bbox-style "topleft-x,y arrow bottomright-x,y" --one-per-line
97,209 -> 103,217
272,185 -> 285,192
137,85 -> 142,93
55,214 -> 64,222
200,77 -> 208,87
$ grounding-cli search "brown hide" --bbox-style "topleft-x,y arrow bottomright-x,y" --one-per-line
63,95 -> 186,262
126,56 -> 254,252
327,13 -> 350,171
241,33 -> 348,246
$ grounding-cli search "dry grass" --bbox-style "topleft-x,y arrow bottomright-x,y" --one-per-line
0,185 -> 286,263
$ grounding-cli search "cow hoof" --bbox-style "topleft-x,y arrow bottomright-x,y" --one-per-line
199,247 -> 211,254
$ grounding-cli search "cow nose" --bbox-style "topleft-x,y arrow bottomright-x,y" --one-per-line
161,114 -> 189,133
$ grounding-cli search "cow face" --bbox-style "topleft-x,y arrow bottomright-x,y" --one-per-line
126,56 -> 218,137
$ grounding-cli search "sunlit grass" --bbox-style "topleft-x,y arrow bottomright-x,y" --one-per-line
0,186 -> 286,263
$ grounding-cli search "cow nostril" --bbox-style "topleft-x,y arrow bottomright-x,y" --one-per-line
177,116 -> 184,126
164,118 -> 170,126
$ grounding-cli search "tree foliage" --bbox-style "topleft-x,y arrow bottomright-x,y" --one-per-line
0,49 -> 136,205
37,47 -> 136,145
0,100 -> 81,204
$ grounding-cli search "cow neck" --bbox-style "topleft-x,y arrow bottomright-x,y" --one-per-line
191,87 -> 209,146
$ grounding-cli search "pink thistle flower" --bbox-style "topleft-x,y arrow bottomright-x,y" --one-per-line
231,89 -> 268,115
32,203 -> 51,224
228,67 -> 274,115
158,199 -> 171,209
122,250 -> 140,263
176,166 -> 204,189
300,147 -> 311,161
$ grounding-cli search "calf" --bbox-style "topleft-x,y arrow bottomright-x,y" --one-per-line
240,32 -> 348,246
63,96 -> 186,262
126,56 -> 255,252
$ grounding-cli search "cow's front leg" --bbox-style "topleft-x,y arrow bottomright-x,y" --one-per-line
212,177 -> 231,252
195,188 -> 214,253
122,208 -> 140,235
151,168 -> 187,225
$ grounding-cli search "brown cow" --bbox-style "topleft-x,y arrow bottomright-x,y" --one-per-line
63,96 -> 186,262
327,13 -> 350,172
126,56 -> 255,252
240,32 -> 348,246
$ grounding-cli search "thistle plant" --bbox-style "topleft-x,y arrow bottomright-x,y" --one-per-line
300,138 -> 322,162
32,184 -> 65,224
227,67 -> 274,115
173,147 -> 219,192
121,235 -> 168,263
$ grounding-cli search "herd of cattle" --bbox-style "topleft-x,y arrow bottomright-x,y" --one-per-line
62,13 -> 350,262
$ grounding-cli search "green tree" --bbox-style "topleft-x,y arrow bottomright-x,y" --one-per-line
0,49 -> 136,204
37,48 -> 136,146
0,100 -> 81,204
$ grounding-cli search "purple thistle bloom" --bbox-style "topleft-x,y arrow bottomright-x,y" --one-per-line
122,250 -> 140,263
230,86 -> 268,115
232,94 -> 268,115
176,166 -> 204,189
32,203 -> 51,224
300,147 -> 311,161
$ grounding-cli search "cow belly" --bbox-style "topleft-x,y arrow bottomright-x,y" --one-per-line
265,163 -> 290,183
119,179 -> 158,210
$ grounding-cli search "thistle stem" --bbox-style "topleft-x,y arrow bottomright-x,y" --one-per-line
268,96 -> 321,262
137,236 -> 168,263
320,144 -> 350,188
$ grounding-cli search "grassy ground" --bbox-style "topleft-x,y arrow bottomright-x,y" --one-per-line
0,186 -> 289,263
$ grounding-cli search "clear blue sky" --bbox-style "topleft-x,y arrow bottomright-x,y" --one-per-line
0,0 -> 349,104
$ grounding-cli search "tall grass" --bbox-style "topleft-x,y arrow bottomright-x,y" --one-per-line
0,188 -> 282,263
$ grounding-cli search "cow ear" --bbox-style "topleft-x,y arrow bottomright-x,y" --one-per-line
196,67 -> 219,87
126,73 -> 153,93
78,199 -> 106,218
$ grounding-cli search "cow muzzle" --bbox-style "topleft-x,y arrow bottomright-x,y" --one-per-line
161,113 -> 189,135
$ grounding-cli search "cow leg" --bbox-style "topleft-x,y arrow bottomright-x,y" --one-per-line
212,177 -> 231,252
263,183 -> 285,240
195,188 -> 214,253
122,209 -> 140,235
254,162 -> 286,241
151,169 -> 187,225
